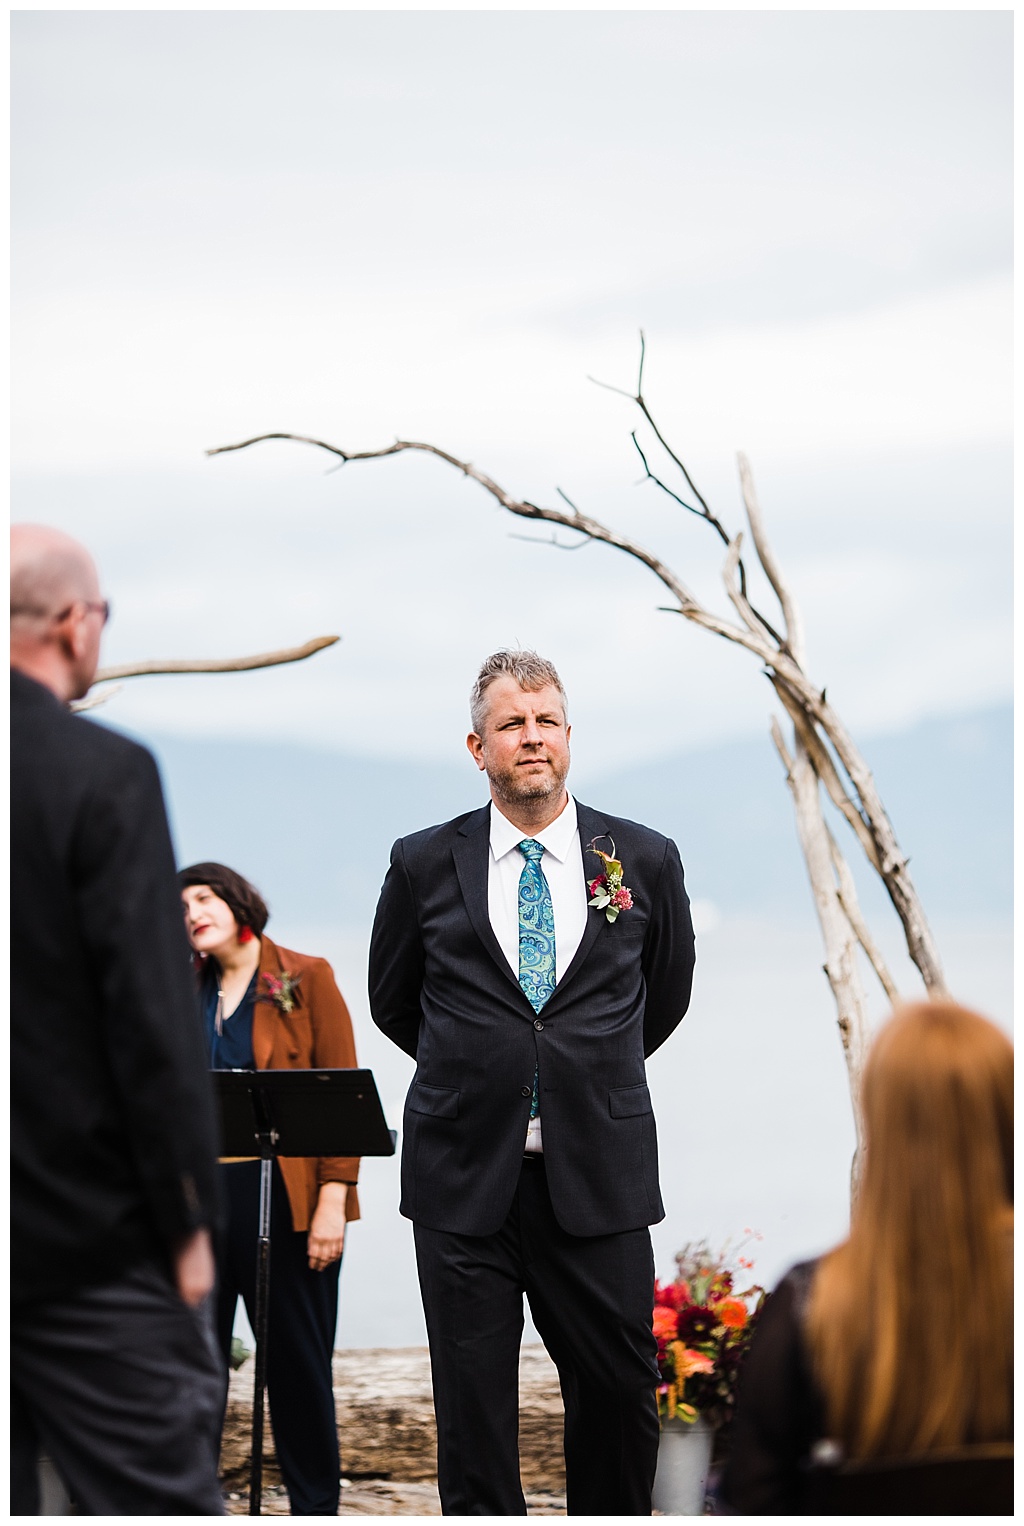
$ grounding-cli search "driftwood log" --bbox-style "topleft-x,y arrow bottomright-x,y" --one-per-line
220,1345 -> 566,1495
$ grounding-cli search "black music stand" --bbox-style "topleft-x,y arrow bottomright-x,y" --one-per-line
213,1069 -> 396,1516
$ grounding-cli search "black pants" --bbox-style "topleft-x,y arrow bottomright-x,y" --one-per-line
217,1161 -> 341,1516
11,1258 -> 224,1515
414,1155 -> 660,1516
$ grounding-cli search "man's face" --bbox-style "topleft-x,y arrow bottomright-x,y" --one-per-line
467,677 -> 571,810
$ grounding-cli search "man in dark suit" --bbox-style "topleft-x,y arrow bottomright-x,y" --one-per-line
11,524 -> 225,1514
369,649 -> 696,1515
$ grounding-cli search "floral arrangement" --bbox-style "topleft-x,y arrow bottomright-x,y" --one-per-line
654,1233 -> 765,1431
586,837 -> 634,923
257,969 -> 303,1014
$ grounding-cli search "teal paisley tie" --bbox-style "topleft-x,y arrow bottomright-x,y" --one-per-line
518,839 -> 555,1120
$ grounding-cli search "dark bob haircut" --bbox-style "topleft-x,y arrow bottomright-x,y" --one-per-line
177,861 -> 270,937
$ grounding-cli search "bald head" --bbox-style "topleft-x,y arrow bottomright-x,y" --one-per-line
11,525 -> 100,622
11,525 -> 105,702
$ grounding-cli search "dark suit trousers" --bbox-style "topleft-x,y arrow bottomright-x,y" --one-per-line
414,1156 -> 661,1516
216,1161 -> 341,1516
11,1258 -> 224,1515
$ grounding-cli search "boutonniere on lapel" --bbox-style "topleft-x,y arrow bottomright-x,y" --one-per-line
256,970 -> 303,1014
586,837 -> 635,924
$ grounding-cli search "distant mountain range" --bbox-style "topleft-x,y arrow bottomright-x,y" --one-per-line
127,704 -> 1010,931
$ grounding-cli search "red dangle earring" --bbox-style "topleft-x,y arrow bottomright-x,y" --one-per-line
237,926 -> 254,944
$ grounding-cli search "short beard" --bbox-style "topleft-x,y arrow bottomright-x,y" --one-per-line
487,758 -> 568,809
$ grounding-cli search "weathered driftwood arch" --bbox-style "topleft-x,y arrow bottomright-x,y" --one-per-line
208,339 -> 947,1170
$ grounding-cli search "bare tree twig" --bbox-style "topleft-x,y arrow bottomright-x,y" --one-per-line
631,432 -> 716,535
70,684 -> 124,714
631,434 -> 703,518
93,635 -> 340,683
588,374 -> 638,403
592,332 -> 715,521
508,532 -> 594,552
628,403 -> 783,645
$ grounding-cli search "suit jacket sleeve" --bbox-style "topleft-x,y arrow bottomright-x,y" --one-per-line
368,838 -> 426,1060
72,742 -> 221,1249
641,835 -> 696,1058
304,958 -> 361,1189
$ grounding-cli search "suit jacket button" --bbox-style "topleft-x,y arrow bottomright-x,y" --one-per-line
521,1086 -> 532,1097
533,1018 -> 544,1031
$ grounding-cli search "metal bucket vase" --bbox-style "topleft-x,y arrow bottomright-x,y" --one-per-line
652,1415 -> 715,1515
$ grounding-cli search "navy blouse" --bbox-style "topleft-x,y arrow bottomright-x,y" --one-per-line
200,964 -> 258,1071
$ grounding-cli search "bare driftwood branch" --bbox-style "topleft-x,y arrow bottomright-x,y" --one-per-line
828,829 -> 900,1004
770,717 -> 869,1176
70,684 -> 124,713
206,433 -> 792,665
769,717 -> 898,1008
771,675 -> 882,873
737,452 -> 805,666
93,635 -> 339,683
627,413 -> 782,642
722,532 -> 787,648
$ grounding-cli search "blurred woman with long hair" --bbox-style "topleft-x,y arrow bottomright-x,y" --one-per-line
720,999 -> 1012,1513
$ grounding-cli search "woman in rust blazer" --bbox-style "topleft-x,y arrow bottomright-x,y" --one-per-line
179,861 -> 359,1516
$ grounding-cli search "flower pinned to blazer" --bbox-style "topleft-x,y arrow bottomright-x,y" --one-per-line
586,837 -> 635,923
257,969 -> 303,1014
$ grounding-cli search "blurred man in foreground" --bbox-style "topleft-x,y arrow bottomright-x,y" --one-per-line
10,524 -> 225,1514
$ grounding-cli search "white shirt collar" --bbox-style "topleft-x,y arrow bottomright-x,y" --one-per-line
489,794 -> 578,864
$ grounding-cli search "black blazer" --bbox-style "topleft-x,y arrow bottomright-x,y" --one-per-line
369,800 -> 695,1237
11,670 -> 220,1304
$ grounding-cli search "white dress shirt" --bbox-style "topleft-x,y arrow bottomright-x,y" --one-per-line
487,794 -> 588,1153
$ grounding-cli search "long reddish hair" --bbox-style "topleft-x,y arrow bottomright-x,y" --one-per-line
805,1000 -> 1012,1459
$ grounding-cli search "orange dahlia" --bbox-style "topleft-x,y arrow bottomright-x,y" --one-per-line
715,1297 -> 749,1329
653,1306 -> 678,1345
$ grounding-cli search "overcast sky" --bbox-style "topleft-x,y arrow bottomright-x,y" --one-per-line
12,9 -> 1011,769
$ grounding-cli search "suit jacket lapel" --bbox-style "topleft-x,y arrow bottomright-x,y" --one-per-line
547,800 -> 609,1001
452,805 -> 527,998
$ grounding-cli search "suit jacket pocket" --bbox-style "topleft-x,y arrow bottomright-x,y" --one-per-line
608,1083 -> 653,1118
408,1081 -> 460,1119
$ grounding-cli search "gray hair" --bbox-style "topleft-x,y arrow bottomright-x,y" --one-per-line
469,650 -> 568,735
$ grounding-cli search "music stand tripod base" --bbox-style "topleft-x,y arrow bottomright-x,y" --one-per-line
213,1069 -> 396,1515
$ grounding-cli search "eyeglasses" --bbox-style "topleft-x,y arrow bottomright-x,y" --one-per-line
56,599 -> 112,627
11,599 -> 112,626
